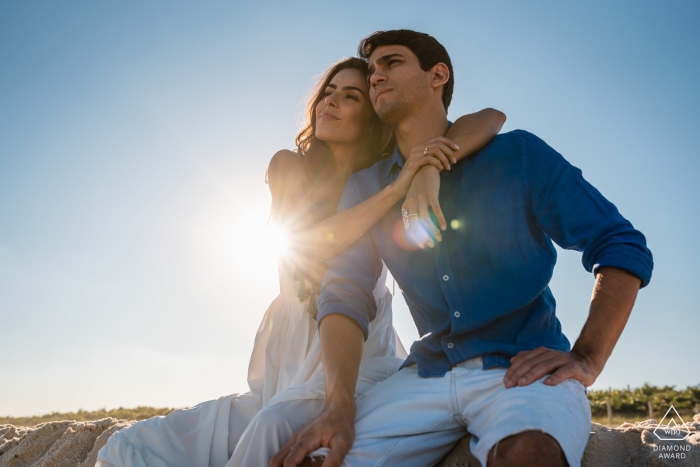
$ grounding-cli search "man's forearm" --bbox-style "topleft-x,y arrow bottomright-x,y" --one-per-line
269,313 -> 364,466
571,267 -> 641,374
320,314 -> 365,413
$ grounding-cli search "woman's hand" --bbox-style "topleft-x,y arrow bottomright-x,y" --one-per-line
409,136 -> 460,169
398,136 -> 458,248
402,166 -> 444,249
391,137 -> 460,196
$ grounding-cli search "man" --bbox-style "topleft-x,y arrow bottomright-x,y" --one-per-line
240,30 -> 653,467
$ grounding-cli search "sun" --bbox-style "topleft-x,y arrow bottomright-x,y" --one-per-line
264,222 -> 290,256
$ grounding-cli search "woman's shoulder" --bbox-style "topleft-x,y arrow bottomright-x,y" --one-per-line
267,149 -> 307,187
268,149 -> 303,174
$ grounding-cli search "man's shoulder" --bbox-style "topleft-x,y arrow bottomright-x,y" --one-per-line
482,129 -> 545,152
478,129 -> 567,168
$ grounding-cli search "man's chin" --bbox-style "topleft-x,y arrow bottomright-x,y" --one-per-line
376,101 -> 403,124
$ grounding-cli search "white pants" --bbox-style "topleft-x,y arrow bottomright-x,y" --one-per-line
229,356 -> 592,467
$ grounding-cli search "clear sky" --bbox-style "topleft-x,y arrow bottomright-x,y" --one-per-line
1,1 -> 698,417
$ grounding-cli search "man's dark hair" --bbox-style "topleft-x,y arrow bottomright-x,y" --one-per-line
358,29 -> 454,112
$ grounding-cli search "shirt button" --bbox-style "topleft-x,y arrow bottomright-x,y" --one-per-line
454,311 -> 461,318
442,275 -> 449,281
447,343 -> 454,349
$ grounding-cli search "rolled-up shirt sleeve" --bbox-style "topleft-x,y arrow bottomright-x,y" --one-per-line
524,131 -> 654,287
316,175 -> 383,340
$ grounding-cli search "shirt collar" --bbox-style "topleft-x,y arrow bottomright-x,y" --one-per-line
386,120 -> 453,179
387,145 -> 404,179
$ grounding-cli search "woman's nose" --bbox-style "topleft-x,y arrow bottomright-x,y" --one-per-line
324,95 -> 338,107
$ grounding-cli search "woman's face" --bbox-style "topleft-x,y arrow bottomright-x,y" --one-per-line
314,68 -> 374,145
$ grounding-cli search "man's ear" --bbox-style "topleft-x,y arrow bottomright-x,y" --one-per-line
430,63 -> 450,90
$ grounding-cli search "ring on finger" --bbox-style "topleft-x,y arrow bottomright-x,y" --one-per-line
402,209 -> 420,230
424,147 -> 429,156
401,208 -> 410,230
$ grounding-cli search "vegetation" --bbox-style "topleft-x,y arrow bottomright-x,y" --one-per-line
0,407 -> 177,427
2,385 -> 698,428
587,384 -> 699,426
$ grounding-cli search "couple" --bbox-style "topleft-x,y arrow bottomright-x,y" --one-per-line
97,29 -> 653,467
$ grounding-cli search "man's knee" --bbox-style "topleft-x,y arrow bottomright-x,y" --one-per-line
487,430 -> 567,467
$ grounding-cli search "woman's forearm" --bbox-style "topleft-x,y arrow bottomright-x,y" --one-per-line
446,108 -> 506,162
289,182 -> 404,264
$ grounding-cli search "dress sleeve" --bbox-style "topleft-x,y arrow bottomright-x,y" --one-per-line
316,176 -> 383,340
523,131 -> 654,288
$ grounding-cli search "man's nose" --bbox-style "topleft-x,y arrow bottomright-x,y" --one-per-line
369,70 -> 386,87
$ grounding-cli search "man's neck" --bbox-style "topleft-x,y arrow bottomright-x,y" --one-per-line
394,104 -> 449,160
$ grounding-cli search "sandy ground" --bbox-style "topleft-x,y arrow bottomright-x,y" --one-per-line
1,415 -> 698,466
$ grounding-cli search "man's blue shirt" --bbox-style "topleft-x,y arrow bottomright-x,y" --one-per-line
317,130 -> 653,378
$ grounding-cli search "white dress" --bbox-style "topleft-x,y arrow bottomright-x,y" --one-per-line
96,257 -> 407,467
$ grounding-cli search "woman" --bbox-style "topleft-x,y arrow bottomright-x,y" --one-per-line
96,57 -> 505,467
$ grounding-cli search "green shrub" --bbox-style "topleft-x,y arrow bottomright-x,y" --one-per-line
587,384 -> 699,418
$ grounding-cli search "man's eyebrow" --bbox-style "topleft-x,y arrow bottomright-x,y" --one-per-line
367,53 -> 404,76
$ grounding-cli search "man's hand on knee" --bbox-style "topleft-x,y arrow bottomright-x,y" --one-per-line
503,346 -> 598,389
269,400 -> 355,467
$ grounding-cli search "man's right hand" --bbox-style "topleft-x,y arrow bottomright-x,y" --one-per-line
269,398 -> 356,467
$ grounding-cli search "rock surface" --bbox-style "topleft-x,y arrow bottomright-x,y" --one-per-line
1,415 -> 698,466
0,419 -> 134,467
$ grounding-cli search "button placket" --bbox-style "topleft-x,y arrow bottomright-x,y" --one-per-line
433,226 -> 468,359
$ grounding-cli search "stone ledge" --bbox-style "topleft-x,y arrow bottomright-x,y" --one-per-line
1,415 -> 698,467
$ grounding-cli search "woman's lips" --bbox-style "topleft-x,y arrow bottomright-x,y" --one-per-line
319,113 -> 340,121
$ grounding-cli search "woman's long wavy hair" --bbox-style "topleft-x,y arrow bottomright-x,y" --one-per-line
295,58 -> 395,197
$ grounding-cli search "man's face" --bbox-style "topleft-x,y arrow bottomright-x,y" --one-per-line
367,45 -> 432,125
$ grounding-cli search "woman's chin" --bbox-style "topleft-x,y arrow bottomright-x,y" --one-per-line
315,132 -> 341,144
315,127 -> 337,142
315,130 -> 364,146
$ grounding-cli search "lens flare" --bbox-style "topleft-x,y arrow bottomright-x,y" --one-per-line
265,222 -> 290,256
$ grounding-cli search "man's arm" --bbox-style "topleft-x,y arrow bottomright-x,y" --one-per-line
506,267 -> 640,388
270,175 -> 382,467
504,131 -> 653,389
271,314 -> 364,467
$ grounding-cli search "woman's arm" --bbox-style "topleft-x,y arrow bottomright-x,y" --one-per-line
410,108 -> 506,171
291,155 -> 445,264
447,108 -> 506,163
270,109 -> 506,261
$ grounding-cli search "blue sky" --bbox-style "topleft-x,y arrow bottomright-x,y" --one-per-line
1,1 -> 698,416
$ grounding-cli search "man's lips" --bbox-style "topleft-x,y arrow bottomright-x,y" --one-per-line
374,88 -> 392,102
